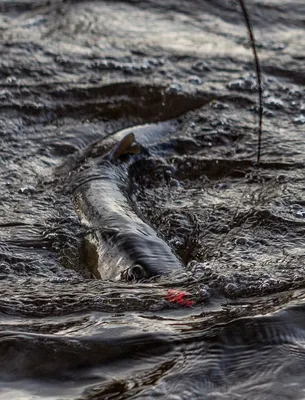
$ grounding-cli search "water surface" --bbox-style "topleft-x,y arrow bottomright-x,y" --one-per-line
1,0 -> 305,398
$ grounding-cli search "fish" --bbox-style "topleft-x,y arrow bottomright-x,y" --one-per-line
71,123 -> 183,281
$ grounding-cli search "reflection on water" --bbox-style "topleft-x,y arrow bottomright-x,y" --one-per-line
2,303 -> 305,399
1,0 -> 305,398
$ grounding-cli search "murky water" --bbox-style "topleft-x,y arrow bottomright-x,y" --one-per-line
1,0 -> 305,398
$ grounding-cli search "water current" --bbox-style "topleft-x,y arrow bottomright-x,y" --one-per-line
0,0 -> 305,398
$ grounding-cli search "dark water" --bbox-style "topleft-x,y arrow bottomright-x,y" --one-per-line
1,0 -> 305,398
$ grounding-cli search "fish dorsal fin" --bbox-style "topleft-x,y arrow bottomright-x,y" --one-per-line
108,132 -> 142,161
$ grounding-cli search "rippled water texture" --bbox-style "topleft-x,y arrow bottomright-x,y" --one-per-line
1,0 -> 305,399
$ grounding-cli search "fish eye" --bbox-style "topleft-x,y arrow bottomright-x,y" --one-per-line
121,264 -> 145,282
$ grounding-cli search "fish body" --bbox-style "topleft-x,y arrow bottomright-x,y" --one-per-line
72,123 -> 183,281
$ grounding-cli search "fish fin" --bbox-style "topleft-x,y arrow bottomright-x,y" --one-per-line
108,132 -> 143,161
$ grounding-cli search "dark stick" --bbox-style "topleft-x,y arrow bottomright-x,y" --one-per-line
237,0 -> 263,164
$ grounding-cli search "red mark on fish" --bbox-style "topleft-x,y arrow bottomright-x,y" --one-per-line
165,289 -> 195,307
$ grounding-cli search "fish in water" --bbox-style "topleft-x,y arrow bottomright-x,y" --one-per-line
71,124 -> 183,281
